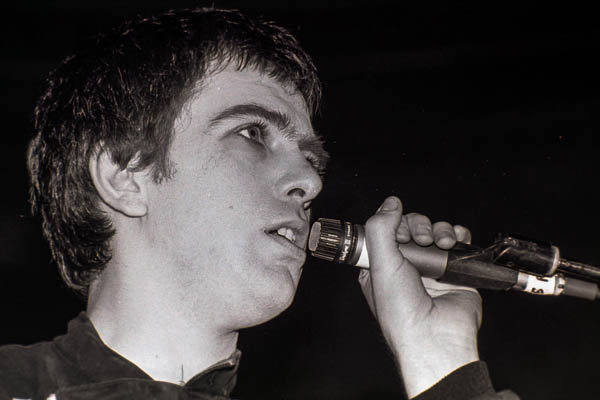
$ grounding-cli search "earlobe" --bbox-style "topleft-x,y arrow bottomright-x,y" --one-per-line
89,150 -> 149,217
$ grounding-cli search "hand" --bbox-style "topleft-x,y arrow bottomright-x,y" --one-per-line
358,196 -> 482,398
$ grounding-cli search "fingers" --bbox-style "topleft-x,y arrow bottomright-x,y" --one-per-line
421,277 -> 479,296
395,215 -> 411,243
361,198 -> 483,396
454,225 -> 472,244
405,213 -> 434,246
404,213 -> 456,249
432,221 -> 457,249
397,212 -> 472,249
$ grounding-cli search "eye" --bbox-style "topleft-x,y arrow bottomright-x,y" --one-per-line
237,124 -> 266,143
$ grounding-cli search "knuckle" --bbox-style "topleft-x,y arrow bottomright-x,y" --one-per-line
433,222 -> 457,242
432,220 -> 453,230
410,213 -> 432,226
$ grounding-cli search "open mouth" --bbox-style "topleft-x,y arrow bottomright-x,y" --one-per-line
275,227 -> 296,243
266,226 -> 302,249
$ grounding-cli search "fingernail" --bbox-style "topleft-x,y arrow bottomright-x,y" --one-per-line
378,197 -> 399,212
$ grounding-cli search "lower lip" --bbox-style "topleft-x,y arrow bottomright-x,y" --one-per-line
267,232 -> 306,260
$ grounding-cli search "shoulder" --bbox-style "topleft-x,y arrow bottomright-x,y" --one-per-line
0,341 -> 56,374
0,341 -> 61,399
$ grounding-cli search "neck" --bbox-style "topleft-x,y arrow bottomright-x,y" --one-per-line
87,261 -> 239,384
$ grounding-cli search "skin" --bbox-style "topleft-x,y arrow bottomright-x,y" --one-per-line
86,66 -> 481,393
88,66 -> 325,382
360,197 -> 481,398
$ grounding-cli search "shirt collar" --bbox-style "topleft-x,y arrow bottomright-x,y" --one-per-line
55,312 -> 241,397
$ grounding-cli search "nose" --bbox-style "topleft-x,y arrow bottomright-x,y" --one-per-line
276,153 -> 323,210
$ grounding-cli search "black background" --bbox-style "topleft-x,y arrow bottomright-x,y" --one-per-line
1,1 -> 599,399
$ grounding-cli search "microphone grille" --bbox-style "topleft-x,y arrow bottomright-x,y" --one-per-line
308,218 -> 345,262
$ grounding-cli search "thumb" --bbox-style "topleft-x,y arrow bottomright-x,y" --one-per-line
364,196 -> 406,279
364,196 -> 431,321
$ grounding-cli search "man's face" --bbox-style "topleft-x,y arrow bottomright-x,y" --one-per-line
142,66 -> 325,329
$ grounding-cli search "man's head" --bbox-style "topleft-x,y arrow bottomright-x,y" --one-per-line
28,8 -> 323,294
100,66 -> 327,328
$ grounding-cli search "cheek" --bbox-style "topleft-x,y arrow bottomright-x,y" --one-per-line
146,138 -> 279,258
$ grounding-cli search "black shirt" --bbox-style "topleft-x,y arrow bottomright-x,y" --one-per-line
0,313 -> 239,400
0,313 -> 514,400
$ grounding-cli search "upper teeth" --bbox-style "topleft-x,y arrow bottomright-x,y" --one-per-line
277,227 -> 296,243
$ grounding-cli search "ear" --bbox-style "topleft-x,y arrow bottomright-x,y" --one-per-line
89,149 -> 149,217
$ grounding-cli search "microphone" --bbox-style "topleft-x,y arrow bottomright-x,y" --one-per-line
308,218 -> 600,301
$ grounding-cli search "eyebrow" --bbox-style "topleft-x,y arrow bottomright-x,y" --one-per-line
208,103 -> 330,173
208,103 -> 291,131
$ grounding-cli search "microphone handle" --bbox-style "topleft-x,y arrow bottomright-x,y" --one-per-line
351,223 -> 520,290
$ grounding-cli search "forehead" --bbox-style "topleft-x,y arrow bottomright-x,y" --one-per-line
182,67 -> 313,134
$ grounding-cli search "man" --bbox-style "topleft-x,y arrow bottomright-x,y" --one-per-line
0,8 -> 515,399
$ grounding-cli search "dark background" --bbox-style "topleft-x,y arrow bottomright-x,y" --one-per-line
1,1 -> 599,399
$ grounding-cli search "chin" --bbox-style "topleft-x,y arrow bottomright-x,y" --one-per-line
239,274 -> 300,329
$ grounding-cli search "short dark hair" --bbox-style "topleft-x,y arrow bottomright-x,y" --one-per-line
27,8 -> 322,293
